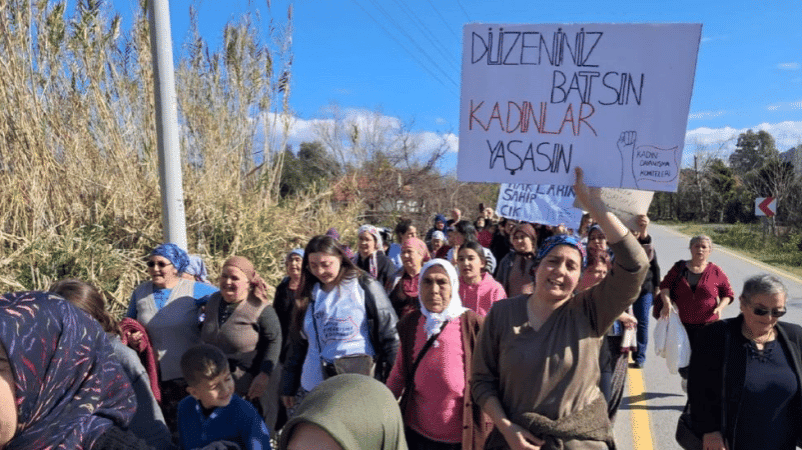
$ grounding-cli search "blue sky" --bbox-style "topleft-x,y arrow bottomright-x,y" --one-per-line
108,0 -> 802,171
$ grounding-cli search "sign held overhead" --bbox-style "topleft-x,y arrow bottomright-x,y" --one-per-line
458,23 -> 702,192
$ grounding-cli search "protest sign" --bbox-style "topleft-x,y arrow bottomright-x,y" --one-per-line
496,183 -> 584,229
458,23 -> 701,192
573,187 -> 654,230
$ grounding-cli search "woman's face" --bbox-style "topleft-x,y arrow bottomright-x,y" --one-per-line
534,245 -> 582,303
420,265 -> 452,314
288,423 -> 343,450
147,255 -> 179,289
400,247 -> 424,275
0,344 -> 17,448
690,239 -> 712,262
587,229 -> 607,254
431,238 -> 444,252
402,226 -> 418,242
741,292 -> 786,338
458,247 -> 484,282
357,232 -> 377,258
219,266 -> 250,303
308,252 -> 342,290
449,231 -> 465,247
512,231 -> 534,253
286,254 -> 303,280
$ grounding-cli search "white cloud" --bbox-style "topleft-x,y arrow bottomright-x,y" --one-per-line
700,35 -> 728,44
767,100 -> 802,111
261,109 -> 459,162
260,110 -> 802,172
684,121 -> 802,156
688,110 -> 726,120
778,62 -> 800,70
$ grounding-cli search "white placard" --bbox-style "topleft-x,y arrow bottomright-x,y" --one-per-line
458,23 -> 702,192
573,187 -> 654,230
496,183 -> 583,229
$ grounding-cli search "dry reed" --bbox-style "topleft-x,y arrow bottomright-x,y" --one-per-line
0,0 -> 361,317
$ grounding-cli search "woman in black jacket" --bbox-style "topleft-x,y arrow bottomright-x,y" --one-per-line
689,274 -> 802,450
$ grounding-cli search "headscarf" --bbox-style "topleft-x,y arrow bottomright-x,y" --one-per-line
325,228 -> 356,259
434,214 -> 447,227
358,224 -> 384,250
535,234 -> 587,269
418,259 -> 468,344
587,224 -> 605,240
184,254 -> 210,283
585,224 -> 615,261
325,227 -> 341,241
285,248 -> 304,263
400,237 -> 430,298
0,291 -> 136,450
513,223 -> 538,272
279,374 -> 407,450
150,243 -> 190,273
222,256 -> 269,304
513,223 -> 537,246
358,224 -> 383,278
431,230 -> 446,241
401,237 -> 430,264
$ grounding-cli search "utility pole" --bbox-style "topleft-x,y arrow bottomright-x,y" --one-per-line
148,0 -> 187,250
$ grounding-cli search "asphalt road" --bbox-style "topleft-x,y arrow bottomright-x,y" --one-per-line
612,224 -> 802,450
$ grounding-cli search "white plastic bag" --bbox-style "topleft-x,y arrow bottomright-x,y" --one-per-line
665,306 -> 692,374
653,314 -> 669,358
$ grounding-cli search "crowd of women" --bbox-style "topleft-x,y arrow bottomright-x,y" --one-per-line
1,166 -> 800,450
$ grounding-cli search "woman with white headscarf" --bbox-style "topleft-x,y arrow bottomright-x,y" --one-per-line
386,259 -> 492,449
354,224 -> 397,287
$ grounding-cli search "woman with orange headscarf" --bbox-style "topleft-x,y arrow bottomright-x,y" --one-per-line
201,256 -> 282,425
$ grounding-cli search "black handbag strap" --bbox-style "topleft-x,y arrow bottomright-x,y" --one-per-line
402,320 -> 449,405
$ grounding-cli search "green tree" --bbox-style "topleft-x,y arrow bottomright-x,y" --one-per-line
278,141 -> 341,197
728,130 -> 778,173
298,141 -> 342,180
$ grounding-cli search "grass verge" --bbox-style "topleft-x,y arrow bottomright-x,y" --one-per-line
661,222 -> 802,279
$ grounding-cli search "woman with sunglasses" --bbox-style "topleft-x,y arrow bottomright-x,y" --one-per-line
127,243 -> 219,430
657,235 -> 734,383
688,274 -> 802,450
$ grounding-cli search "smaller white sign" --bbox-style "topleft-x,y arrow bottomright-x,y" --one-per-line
573,188 -> 654,230
496,183 -> 584,229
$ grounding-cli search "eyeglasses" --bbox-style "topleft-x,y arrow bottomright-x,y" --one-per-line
146,260 -> 172,269
751,307 -> 786,318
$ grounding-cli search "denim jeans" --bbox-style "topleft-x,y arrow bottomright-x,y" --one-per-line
631,292 -> 653,365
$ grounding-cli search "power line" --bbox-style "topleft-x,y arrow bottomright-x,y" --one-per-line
353,0 -> 460,92
455,0 -> 471,22
425,0 -> 461,41
390,0 -> 460,72
350,0 -> 457,93
364,0 -> 459,88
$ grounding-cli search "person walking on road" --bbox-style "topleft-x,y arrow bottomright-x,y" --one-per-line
629,215 -> 660,369
657,234 -> 734,381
